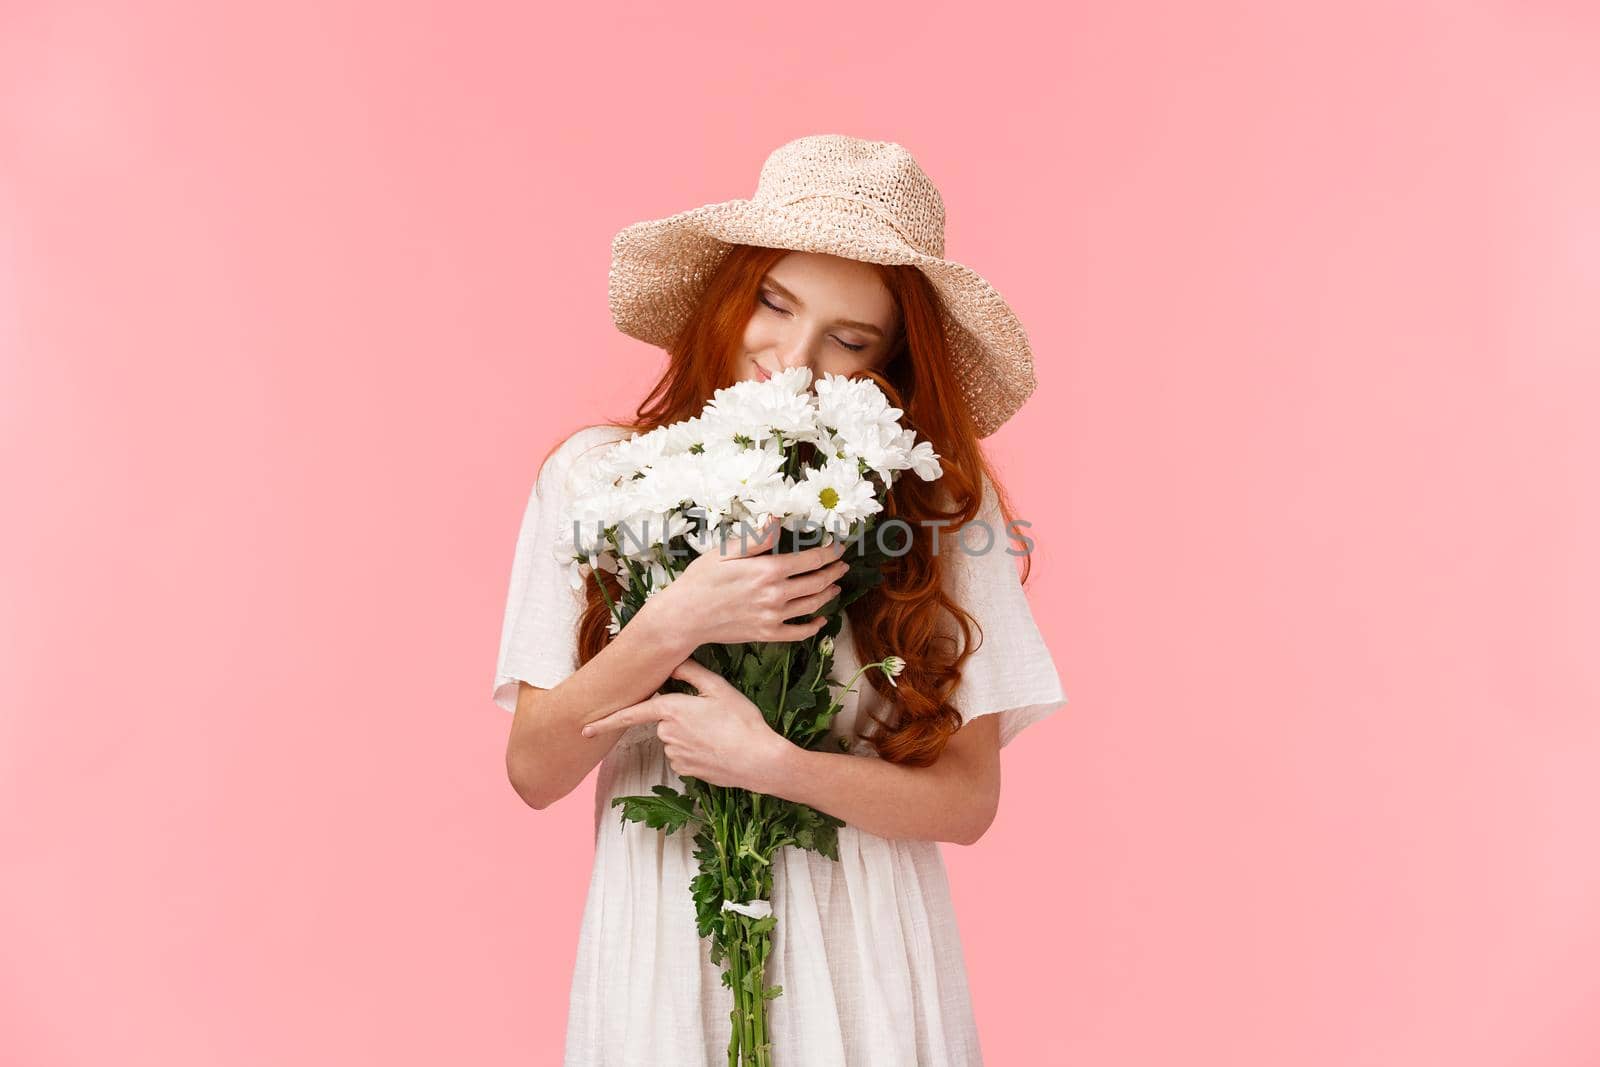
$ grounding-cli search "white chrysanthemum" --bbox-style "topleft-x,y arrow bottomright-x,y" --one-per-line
902,435 -> 942,481
703,372 -> 819,447
814,372 -> 901,432
814,374 -> 947,480
565,550 -> 610,592
561,534 -> 620,592
769,366 -> 815,395
578,474 -> 679,561
738,475 -> 798,531
657,415 -> 712,457
809,425 -> 847,463
553,473 -> 627,563
706,437 -> 789,496
788,456 -> 881,536
625,452 -> 700,513
612,505 -> 695,560
683,523 -> 723,556
831,418 -> 910,484
690,407 -> 745,454
644,559 -> 675,592
653,438 -> 779,533
594,426 -> 670,482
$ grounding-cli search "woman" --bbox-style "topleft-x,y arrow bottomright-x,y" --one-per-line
493,135 -> 1067,1066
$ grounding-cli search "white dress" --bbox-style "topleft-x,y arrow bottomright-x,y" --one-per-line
493,424 -> 1068,1067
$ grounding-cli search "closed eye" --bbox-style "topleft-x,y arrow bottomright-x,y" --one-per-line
757,292 -> 868,352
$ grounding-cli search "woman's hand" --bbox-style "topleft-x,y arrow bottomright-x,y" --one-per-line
579,657 -> 793,793
640,518 -> 850,649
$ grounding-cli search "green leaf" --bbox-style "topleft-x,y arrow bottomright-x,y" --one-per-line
809,821 -> 840,861
785,684 -> 818,711
755,670 -> 784,719
610,787 -> 698,834
780,801 -> 844,860
739,651 -> 763,690
692,644 -> 725,673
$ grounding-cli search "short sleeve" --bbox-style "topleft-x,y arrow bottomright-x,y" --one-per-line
942,475 -> 1069,748
491,426 -> 620,712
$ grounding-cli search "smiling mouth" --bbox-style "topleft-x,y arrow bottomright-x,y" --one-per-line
751,360 -> 772,381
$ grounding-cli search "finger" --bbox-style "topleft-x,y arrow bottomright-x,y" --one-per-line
716,517 -> 782,561
784,582 -> 841,619
769,614 -> 831,642
581,695 -> 671,737
580,709 -> 638,737
774,531 -> 852,578
785,555 -> 849,598
670,657 -> 729,693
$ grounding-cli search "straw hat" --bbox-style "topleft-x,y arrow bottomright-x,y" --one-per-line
607,134 -> 1038,438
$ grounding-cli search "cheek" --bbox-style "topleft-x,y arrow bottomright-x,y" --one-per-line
861,342 -> 897,374
816,349 -> 876,376
742,313 -> 776,350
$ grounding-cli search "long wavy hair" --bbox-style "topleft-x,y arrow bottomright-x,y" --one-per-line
550,244 -> 1031,766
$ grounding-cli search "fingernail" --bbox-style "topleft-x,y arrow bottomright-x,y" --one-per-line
581,726 -> 593,737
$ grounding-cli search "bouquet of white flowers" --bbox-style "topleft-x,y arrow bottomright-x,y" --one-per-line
554,367 -> 942,1066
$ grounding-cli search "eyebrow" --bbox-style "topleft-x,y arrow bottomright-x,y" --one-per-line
762,276 -> 886,338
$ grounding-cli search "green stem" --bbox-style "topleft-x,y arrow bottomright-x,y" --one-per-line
746,923 -> 760,1062
805,635 -> 828,692
727,912 -> 746,1061
588,565 -> 622,632
712,787 -> 732,901
820,656 -> 899,719
775,644 -> 792,725
751,926 -> 768,1065
708,784 -> 743,1065
617,555 -> 648,602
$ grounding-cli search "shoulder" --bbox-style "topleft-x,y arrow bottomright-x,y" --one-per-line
936,469 -> 1006,552
975,469 -> 1002,521
939,469 -> 1024,590
931,466 -> 1003,521
552,422 -> 633,470
536,423 -> 634,497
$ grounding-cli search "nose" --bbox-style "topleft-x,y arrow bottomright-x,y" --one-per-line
773,340 -> 813,370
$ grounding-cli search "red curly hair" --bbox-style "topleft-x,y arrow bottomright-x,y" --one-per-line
550,244 -> 1032,766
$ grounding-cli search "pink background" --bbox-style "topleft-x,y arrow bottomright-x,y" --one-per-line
4,1 -> 1598,1064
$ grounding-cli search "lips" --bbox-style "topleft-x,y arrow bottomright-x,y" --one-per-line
752,360 -> 772,381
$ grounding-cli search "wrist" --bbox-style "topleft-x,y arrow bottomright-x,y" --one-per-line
631,592 -> 698,661
758,737 -> 814,801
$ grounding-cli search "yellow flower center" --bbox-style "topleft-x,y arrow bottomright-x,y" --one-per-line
818,487 -> 840,510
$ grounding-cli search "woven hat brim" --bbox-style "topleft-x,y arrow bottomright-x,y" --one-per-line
608,198 -> 1037,438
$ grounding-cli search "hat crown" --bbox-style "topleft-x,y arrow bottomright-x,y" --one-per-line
750,135 -> 947,259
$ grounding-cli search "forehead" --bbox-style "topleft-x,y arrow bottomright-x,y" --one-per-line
766,251 -> 893,312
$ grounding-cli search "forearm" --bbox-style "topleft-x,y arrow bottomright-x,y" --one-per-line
507,600 -> 693,808
762,744 -> 989,846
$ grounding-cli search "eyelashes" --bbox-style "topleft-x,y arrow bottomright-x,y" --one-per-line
757,292 -> 868,353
